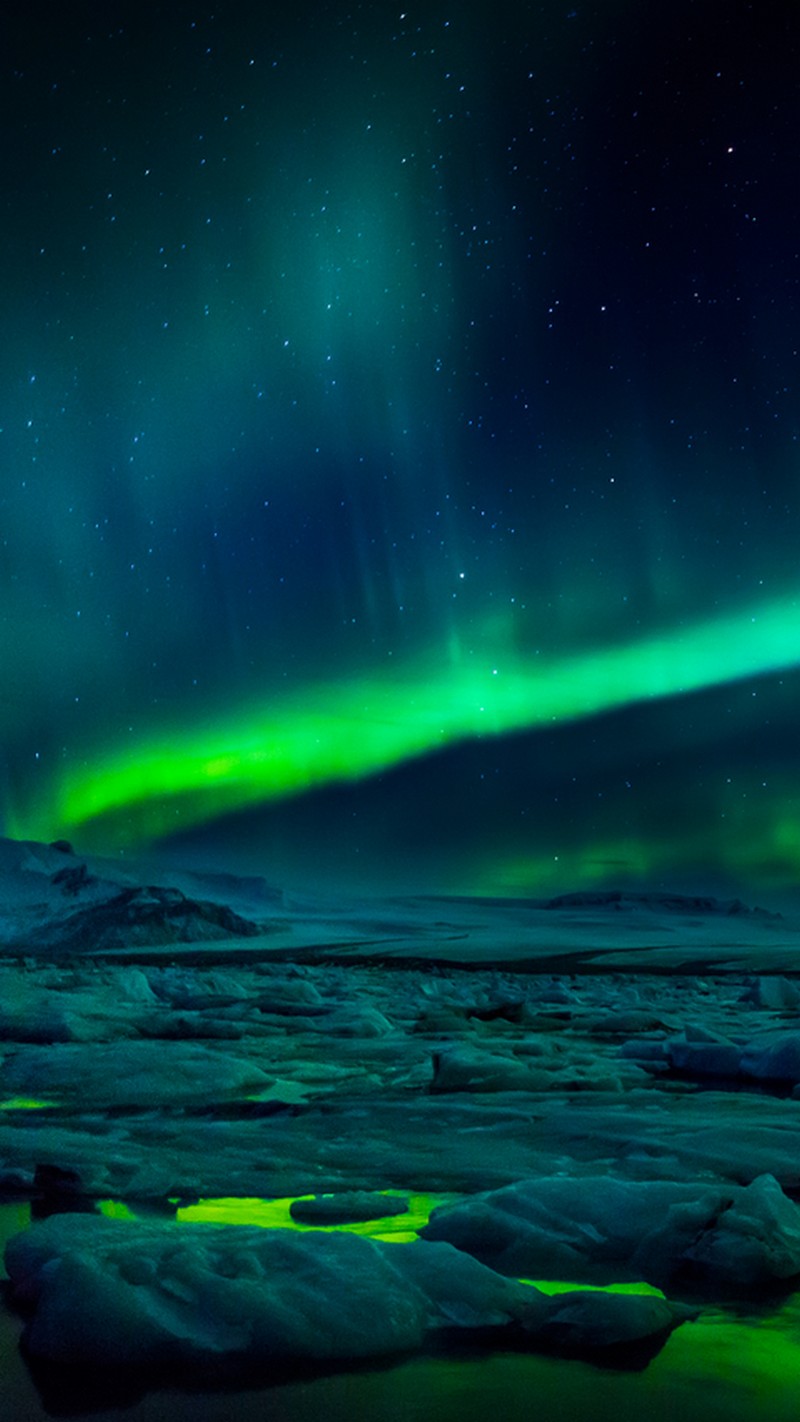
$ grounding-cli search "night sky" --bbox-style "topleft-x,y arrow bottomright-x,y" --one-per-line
2,1 -> 800,896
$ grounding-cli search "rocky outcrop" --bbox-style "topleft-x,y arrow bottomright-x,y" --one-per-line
29,885 -> 260,952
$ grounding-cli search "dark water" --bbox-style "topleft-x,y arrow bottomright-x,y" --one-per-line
3,1203 -> 800,1422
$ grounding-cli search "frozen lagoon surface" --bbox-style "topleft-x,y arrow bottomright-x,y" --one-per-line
5,843 -> 800,1416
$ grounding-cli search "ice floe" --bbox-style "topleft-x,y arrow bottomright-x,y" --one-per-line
422,1173 -> 800,1288
4,1213 -> 692,1369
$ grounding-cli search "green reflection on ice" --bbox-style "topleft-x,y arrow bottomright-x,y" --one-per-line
524,1278 -> 666,1298
639,1305 -> 800,1422
0,1202 -> 31,1283
175,1191 -> 454,1241
96,1200 -> 138,1221
0,1098 -> 56,1111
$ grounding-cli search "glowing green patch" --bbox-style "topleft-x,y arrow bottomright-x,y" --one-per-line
176,1196 -> 296,1229
480,839 -> 668,896
641,1304 -> 800,1415
522,1278 -> 666,1298
96,1200 -> 138,1221
0,1098 -> 56,1112
0,1201 -> 31,1282
176,1191 -> 453,1240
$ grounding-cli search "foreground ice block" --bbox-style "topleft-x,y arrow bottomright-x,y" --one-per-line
4,1213 -> 690,1370
421,1173 -> 800,1287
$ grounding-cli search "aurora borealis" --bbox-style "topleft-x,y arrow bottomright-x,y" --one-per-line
3,1 -> 800,895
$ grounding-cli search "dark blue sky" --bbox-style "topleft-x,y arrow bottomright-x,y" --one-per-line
2,1 -> 799,895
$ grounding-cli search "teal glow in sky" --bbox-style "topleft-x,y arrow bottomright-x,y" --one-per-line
2,2 -> 800,894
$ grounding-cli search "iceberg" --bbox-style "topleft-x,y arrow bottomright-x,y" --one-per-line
421,1173 -> 800,1287
4,1213 -> 691,1370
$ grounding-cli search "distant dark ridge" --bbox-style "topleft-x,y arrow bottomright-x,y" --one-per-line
28,885 -> 261,952
541,889 -> 782,919
173,869 -> 284,909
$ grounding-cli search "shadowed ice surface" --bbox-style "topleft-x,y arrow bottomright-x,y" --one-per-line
4,843 -> 800,1416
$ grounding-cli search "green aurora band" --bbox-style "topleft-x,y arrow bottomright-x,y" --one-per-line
11,592 -> 800,855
